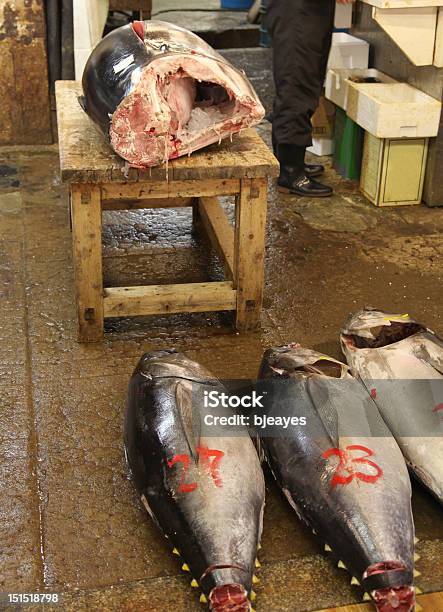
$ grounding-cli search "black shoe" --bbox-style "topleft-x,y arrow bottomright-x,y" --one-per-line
277,166 -> 332,197
273,140 -> 325,177
304,162 -> 325,178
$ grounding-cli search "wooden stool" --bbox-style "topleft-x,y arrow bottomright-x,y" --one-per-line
56,81 -> 279,342
109,0 -> 152,20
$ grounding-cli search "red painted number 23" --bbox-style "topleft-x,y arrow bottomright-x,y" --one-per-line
322,445 -> 383,488
168,447 -> 224,494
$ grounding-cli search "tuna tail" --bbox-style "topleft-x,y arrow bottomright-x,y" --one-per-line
363,562 -> 415,612
209,584 -> 250,612
373,586 -> 415,612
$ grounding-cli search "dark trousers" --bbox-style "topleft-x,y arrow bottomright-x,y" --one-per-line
266,0 -> 336,148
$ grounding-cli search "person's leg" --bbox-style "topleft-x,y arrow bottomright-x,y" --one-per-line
266,0 -> 335,196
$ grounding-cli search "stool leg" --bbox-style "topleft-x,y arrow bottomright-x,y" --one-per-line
192,197 -> 200,225
70,184 -> 104,342
234,178 -> 267,331
140,0 -> 152,20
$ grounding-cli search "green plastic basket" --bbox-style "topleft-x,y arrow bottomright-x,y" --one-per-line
333,107 -> 364,180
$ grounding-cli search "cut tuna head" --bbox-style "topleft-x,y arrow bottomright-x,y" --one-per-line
110,49 -> 264,167
82,20 -> 265,168
341,307 -> 426,350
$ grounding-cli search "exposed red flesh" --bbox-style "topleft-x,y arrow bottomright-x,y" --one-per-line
364,561 -> 407,579
109,54 -> 264,167
209,584 -> 250,612
132,21 -> 145,40
373,586 -> 415,612
341,334 -> 356,349
364,563 -> 415,612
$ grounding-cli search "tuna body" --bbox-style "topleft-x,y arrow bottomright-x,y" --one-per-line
341,308 -> 443,504
125,350 -> 265,611
258,345 -> 415,612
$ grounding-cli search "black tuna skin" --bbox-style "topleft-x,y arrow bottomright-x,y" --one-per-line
125,349 -> 264,599
81,24 -> 149,133
257,347 -> 415,597
125,350 -> 216,590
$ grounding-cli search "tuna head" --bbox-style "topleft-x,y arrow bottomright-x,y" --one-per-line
258,344 -> 416,612
82,21 -> 265,167
125,350 -> 265,611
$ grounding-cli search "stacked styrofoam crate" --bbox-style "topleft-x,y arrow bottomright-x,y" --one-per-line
346,83 -> 441,140
352,83 -> 440,205
325,68 -> 442,205
308,33 -> 369,157
325,68 -> 397,111
334,3 -> 353,31
327,33 -> 370,72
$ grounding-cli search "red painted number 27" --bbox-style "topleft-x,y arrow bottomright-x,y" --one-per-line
322,445 -> 383,488
168,447 -> 224,494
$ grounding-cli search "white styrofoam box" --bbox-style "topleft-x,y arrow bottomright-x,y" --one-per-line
325,68 -> 397,111
347,82 -> 442,138
327,33 -> 369,71
74,0 -> 109,79
334,3 -> 353,29
307,138 -> 334,156
360,0 -> 442,10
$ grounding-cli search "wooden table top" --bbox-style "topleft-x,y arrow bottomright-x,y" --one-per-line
55,81 -> 279,184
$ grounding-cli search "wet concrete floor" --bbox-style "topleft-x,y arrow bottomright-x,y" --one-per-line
1,123 -> 443,611
1,41 -> 443,611
151,1 -> 260,48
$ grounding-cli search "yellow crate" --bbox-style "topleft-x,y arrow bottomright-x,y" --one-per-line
360,133 -> 428,206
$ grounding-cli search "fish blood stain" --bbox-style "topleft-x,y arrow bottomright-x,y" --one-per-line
322,445 -> 383,488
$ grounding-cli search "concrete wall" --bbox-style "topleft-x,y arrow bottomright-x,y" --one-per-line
0,0 -> 52,145
352,3 -> 443,206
